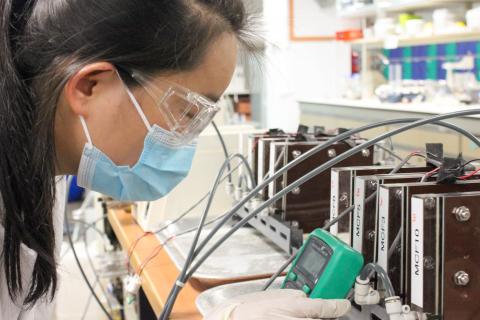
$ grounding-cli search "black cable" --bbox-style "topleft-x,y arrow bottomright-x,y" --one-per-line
64,201 -> 113,320
68,218 -> 117,312
81,280 -> 98,320
460,158 -> 480,169
83,228 -> 113,313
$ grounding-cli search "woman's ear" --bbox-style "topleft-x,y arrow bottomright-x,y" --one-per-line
64,62 -> 119,117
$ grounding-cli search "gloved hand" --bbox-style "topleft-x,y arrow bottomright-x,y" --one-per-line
204,289 -> 351,320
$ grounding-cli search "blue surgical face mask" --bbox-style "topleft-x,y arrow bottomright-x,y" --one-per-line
76,83 -> 197,201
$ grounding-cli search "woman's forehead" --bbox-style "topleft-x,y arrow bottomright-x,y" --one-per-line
151,33 -> 238,102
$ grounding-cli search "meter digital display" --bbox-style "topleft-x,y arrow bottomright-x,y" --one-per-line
282,228 -> 364,299
297,244 -> 328,278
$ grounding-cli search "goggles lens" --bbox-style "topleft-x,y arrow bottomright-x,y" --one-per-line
130,71 -> 220,144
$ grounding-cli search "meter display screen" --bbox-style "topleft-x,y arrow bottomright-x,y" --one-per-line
283,229 -> 363,299
296,239 -> 330,279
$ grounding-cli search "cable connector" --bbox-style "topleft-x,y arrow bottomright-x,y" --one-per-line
385,296 -> 423,320
354,276 -> 380,306
72,208 -> 85,221
247,197 -> 268,216
125,274 -> 142,296
234,186 -> 243,201
436,154 -> 468,184
225,182 -> 235,196
234,187 -> 252,202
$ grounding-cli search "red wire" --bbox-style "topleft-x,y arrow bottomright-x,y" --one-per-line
419,167 -> 440,181
426,167 -> 440,176
127,232 -> 152,272
137,244 -> 164,275
136,236 -> 175,276
459,167 -> 480,180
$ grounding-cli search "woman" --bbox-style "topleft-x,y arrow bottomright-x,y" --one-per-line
0,0 -> 350,319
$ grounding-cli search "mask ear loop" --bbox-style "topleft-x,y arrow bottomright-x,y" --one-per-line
116,70 -> 153,133
125,87 -> 153,133
79,116 -> 93,149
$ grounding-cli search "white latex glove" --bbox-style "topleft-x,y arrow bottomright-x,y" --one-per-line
204,289 -> 351,320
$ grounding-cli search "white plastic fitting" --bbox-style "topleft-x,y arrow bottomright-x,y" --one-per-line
234,187 -> 243,201
385,296 -> 418,320
72,208 -> 85,221
125,274 -> 142,295
247,197 -> 268,216
354,276 -> 380,305
225,182 -> 235,196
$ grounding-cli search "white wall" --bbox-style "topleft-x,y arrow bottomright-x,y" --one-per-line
259,0 -> 359,130
260,0 -> 298,131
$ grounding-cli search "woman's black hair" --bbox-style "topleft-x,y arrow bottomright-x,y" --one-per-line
0,0 -> 254,306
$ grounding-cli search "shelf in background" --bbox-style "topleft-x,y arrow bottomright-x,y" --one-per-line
338,4 -> 377,18
297,97 -> 480,119
350,31 -> 480,49
338,0 -> 476,19
379,0 -> 477,14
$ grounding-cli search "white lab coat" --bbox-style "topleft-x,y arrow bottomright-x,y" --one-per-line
0,177 -> 66,320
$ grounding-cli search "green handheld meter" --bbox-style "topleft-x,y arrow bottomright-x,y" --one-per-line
282,228 -> 364,299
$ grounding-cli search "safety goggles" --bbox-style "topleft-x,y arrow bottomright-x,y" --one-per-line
123,69 -> 220,145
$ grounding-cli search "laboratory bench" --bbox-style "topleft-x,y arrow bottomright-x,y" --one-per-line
108,207 -> 203,319
107,207 -> 289,319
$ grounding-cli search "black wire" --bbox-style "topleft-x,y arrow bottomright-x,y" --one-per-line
212,121 -> 232,183
450,158 -> 480,180
64,201 -> 113,320
83,228 -> 113,313
460,158 -> 480,169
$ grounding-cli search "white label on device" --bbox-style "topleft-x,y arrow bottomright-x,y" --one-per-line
257,140 -> 265,186
268,143 -> 277,199
352,177 -> 366,252
411,197 -> 424,309
330,170 -> 339,235
247,137 -> 253,166
377,187 -> 389,271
